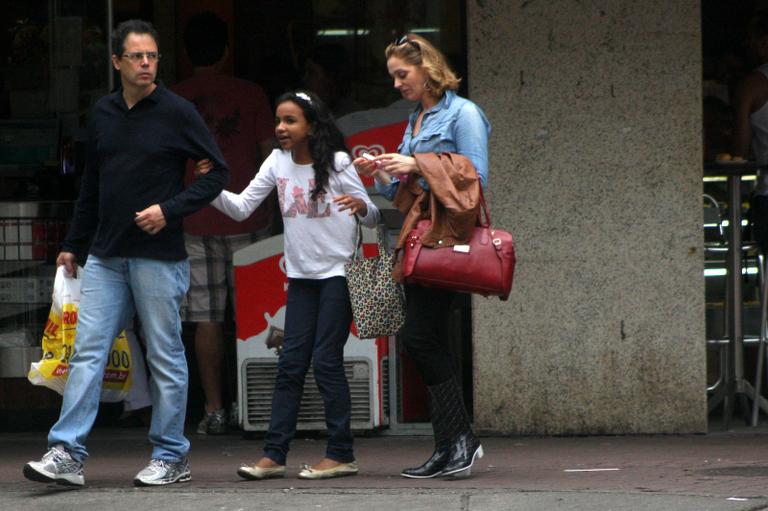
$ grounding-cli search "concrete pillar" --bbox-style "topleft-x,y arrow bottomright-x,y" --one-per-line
468,1 -> 706,434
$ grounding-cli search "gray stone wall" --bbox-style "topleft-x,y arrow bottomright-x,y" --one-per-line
467,1 -> 706,434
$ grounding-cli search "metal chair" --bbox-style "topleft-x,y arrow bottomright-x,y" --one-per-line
703,194 -> 765,418
704,193 -> 730,405
703,194 -> 729,412
752,199 -> 768,424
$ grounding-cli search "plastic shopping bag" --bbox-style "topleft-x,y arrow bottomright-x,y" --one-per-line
27,265 -> 133,402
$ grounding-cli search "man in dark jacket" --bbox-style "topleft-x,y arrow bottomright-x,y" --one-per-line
23,19 -> 228,488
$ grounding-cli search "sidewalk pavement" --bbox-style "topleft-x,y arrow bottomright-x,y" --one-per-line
3,425 -> 768,510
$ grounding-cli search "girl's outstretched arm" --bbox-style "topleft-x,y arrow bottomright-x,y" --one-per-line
211,151 -> 278,222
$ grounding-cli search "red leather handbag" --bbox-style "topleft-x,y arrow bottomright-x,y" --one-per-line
401,190 -> 516,300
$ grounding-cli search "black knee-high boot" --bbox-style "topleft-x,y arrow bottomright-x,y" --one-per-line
400,387 -> 451,478
432,378 -> 483,478
401,378 -> 483,479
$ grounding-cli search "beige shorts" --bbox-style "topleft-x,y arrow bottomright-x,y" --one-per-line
181,229 -> 270,322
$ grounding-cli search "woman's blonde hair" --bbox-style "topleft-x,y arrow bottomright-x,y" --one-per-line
384,34 -> 461,97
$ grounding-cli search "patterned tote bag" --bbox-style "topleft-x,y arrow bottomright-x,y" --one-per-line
345,224 -> 405,339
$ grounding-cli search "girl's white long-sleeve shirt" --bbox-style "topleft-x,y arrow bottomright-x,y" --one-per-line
212,149 -> 380,279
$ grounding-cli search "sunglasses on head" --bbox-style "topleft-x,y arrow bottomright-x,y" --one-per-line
394,35 -> 420,51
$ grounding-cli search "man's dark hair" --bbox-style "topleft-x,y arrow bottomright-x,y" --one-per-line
112,19 -> 159,57
748,10 -> 768,43
183,11 -> 227,67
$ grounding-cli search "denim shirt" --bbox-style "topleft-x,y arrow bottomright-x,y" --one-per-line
375,90 -> 491,201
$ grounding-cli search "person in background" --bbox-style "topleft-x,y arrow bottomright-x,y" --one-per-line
733,11 -> 768,252
704,96 -> 733,162
354,34 -> 490,479
302,44 -> 362,119
22,19 -> 228,487
198,90 -> 379,480
172,11 -> 275,435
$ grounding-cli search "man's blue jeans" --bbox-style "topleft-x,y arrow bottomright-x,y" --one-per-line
263,277 -> 354,465
48,255 -> 190,462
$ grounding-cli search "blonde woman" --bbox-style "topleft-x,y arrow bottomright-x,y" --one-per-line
355,34 -> 491,479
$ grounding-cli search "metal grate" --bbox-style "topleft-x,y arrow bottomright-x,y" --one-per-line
242,357 -> 373,431
381,356 -> 390,421
0,218 -> 68,261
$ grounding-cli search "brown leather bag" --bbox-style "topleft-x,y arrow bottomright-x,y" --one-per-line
400,189 -> 516,300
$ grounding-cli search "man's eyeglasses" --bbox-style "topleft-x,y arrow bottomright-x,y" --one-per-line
394,35 -> 420,52
122,52 -> 161,63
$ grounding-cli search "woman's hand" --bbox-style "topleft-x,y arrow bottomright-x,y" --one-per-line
195,158 -> 213,176
352,156 -> 378,176
375,153 -> 418,176
352,156 -> 392,185
333,194 -> 367,217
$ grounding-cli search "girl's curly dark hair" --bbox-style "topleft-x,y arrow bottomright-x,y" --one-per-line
276,90 -> 350,201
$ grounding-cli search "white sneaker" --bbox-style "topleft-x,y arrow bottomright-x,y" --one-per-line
23,445 -> 85,486
133,458 -> 191,486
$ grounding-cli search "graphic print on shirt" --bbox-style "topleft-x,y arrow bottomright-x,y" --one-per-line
276,177 -> 331,219
190,94 -> 241,152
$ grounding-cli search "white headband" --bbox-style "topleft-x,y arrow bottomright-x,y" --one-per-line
295,92 -> 312,103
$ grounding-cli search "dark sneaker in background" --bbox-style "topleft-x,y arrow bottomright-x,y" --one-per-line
228,402 -> 240,429
133,458 -> 191,486
196,408 -> 227,435
23,445 -> 85,486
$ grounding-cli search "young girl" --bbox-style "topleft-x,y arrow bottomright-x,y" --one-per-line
200,90 -> 379,480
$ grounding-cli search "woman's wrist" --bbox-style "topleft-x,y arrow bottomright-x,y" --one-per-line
375,171 -> 392,185
409,156 -> 419,173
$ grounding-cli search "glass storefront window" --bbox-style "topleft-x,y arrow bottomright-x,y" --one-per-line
2,1 -> 109,123
234,0 -> 466,113
2,1 -> 51,120
1,1 -> 110,202
0,2 -> 108,371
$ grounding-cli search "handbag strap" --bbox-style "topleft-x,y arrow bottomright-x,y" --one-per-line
352,216 -> 363,262
339,168 -> 365,262
375,226 -> 391,260
356,222 -> 391,261
478,185 -> 491,228
337,163 -> 390,260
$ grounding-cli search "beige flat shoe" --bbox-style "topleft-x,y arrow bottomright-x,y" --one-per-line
297,461 -> 359,480
237,463 -> 286,480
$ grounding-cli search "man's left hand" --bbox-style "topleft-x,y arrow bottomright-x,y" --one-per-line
135,204 -> 167,235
